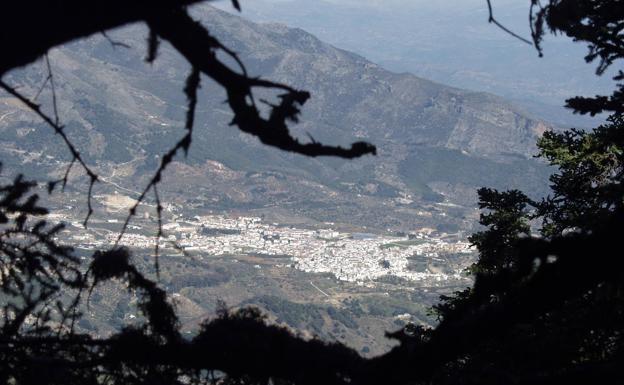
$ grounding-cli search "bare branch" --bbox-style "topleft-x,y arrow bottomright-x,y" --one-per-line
153,183 -> 162,279
486,0 -> 532,45
114,133 -> 190,247
0,0 -> 206,77
114,65 -> 203,254
147,8 -> 377,159
0,79 -> 99,226
32,62 -> 51,101
183,66 -> 201,154
61,157 -> 76,191
145,28 -> 160,63
83,176 -> 96,227
100,31 -> 131,49
44,55 -> 60,125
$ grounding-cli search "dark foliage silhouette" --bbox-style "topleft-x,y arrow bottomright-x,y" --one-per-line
0,1 -> 623,384
529,0 -> 624,116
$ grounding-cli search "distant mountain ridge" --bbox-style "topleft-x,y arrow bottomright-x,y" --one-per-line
195,6 -> 548,159
215,0 -> 609,129
0,5 -> 552,231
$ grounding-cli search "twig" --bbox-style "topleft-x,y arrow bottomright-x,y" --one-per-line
83,177 -> 96,227
0,79 -> 98,226
44,55 -> 60,125
529,0 -> 545,57
100,31 -> 131,49
61,157 -> 76,191
486,0 -> 532,45
145,29 -> 159,63
183,67 -> 200,153
33,69 -> 50,101
147,9 -> 377,159
153,184 -> 162,279
114,65 -> 202,274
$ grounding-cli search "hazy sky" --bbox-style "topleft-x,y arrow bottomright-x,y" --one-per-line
212,0 -> 614,127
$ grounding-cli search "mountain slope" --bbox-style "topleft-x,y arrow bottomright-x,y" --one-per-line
0,5 -> 552,232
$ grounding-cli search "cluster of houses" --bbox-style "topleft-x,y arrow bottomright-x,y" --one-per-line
69,214 -> 472,285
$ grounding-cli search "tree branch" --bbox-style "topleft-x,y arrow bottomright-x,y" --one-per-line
147,8 -> 377,159
0,0 -> 206,76
486,0 -> 533,45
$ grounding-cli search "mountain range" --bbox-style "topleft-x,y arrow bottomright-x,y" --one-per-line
0,5 -> 553,232
217,0 -> 610,129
